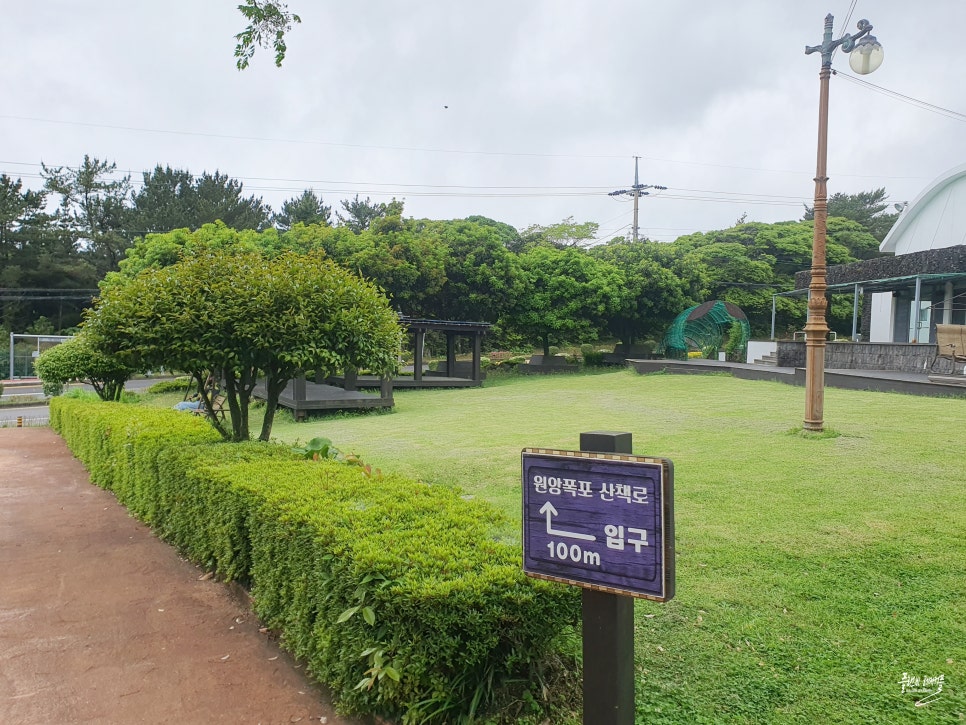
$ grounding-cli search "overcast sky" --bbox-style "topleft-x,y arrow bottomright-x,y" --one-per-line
2,1 -> 964,242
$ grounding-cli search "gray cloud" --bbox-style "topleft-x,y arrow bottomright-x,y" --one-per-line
2,1 -> 964,242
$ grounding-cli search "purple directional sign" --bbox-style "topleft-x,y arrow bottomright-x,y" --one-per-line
522,448 -> 674,601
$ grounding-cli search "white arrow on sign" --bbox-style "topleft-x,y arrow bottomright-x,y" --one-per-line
539,501 -> 596,541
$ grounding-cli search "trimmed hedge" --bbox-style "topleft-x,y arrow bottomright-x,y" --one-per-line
50,397 -> 580,723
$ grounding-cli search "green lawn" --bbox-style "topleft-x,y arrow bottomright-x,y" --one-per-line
165,369 -> 966,722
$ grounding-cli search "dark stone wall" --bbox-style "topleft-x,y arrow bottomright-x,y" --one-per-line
777,340 -> 937,373
777,341 -> 806,368
794,244 -> 966,289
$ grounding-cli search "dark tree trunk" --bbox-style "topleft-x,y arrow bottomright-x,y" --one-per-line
258,370 -> 288,442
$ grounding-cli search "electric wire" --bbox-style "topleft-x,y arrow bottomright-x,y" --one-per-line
834,71 -> 966,123
0,114 -> 629,161
0,161 -> 812,207
830,0 -> 859,65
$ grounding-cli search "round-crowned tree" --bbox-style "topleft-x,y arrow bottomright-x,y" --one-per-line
84,247 -> 403,441
34,334 -> 133,401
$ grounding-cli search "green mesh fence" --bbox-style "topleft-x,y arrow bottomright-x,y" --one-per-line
658,301 -> 751,360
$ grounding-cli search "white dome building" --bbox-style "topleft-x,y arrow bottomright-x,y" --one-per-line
869,164 -> 966,342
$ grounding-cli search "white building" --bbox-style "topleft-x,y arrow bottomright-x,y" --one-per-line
868,164 -> 966,342
785,164 -> 966,345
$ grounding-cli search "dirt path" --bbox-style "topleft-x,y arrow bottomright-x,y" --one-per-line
0,427 -> 364,725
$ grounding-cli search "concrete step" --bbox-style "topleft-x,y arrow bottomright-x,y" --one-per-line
754,354 -> 778,366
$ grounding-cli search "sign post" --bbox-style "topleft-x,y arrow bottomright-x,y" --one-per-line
521,431 -> 674,725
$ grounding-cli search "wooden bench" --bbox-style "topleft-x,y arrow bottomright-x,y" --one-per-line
928,323 -> 966,382
192,393 -> 227,421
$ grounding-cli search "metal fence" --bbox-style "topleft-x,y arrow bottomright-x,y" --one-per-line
0,414 -> 50,429
7,333 -> 72,379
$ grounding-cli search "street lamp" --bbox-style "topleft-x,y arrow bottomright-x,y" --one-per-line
802,15 -> 883,431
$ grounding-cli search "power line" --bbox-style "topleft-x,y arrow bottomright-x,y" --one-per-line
834,70 -> 966,122
0,114 -> 628,161
0,114 -> 934,182
830,1 -> 859,66
0,160 -> 813,207
0,289 -> 97,301
0,159 -> 805,197
1,161 -> 619,192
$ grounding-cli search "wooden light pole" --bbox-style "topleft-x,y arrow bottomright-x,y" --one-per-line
803,15 -> 883,431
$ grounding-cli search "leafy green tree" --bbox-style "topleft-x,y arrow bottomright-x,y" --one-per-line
464,215 -> 522,250
42,155 -> 133,275
590,239 -> 695,348
515,216 -> 599,252
675,237 -> 786,338
347,222 -> 446,317
664,227 -> 776,337
748,221 -> 817,277
130,167 -> 271,234
103,222 -> 283,288
34,335 -> 131,401
0,173 -> 99,332
506,245 -> 622,356
662,218 -> 881,337
310,214 -> 448,317
646,240 -> 711,309
25,316 -> 56,335
684,242 -> 774,289
825,217 -> 883,260
273,189 -> 332,231
128,166 -> 198,234
0,174 -> 48,257
84,248 -> 402,442
0,173 -> 46,298
337,195 -> 404,234
428,219 -> 522,322
235,0 -> 301,69
194,171 -> 271,230
802,188 -> 898,243
280,220 -> 357,256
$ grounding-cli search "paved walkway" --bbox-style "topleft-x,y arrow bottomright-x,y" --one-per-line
0,427 -> 361,725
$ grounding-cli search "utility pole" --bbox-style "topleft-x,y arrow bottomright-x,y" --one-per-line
608,157 -> 666,242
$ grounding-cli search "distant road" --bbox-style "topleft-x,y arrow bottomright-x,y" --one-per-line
0,377 -> 176,426
0,405 -> 51,426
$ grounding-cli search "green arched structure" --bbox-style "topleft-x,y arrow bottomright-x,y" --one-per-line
659,301 -> 751,361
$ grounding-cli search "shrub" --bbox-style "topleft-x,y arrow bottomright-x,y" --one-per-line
43,380 -> 64,397
489,355 -> 528,371
35,335 -> 132,401
724,321 -> 747,362
49,397 -> 580,724
146,377 -> 195,395
495,355 -> 529,370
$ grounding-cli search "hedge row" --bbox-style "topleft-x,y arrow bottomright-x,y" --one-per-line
50,397 -> 580,723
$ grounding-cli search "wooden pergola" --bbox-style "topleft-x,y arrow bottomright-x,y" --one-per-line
401,317 -> 490,387
261,318 -> 492,420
